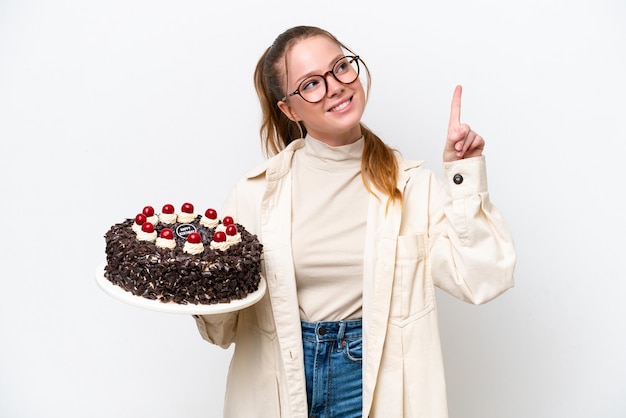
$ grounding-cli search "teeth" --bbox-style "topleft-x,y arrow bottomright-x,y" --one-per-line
330,100 -> 349,112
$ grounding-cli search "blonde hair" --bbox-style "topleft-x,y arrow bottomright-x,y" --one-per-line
253,26 -> 402,207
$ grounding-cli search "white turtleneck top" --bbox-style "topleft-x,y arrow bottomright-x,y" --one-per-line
291,135 -> 368,322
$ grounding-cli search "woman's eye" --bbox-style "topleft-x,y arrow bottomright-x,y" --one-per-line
301,77 -> 321,91
335,59 -> 349,74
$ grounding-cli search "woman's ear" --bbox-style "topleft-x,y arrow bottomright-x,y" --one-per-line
277,101 -> 302,122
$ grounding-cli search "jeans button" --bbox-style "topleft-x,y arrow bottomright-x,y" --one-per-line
318,326 -> 327,336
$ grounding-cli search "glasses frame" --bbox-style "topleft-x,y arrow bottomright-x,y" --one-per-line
281,55 -> 360,103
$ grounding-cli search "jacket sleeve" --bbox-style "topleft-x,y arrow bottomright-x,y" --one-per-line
429,155 -> 516,304
193,312 -> 239,349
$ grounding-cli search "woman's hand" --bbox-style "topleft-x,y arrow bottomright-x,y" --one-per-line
443,85 -> 485,162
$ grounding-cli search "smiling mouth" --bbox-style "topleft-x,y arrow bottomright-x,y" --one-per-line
328,97 -> 352,112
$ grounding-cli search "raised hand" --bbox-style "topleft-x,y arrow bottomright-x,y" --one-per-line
443,85 -> 485,162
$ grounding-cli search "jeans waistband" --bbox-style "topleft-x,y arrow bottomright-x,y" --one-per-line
301,319 -> 362,342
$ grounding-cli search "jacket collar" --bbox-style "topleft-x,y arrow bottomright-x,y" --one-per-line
244,139 -> 306,181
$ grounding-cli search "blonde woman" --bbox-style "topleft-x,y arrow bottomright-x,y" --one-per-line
194,25 -> 516,418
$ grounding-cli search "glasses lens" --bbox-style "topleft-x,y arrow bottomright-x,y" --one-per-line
298,56 -> 360,103
299,75 -> 326,103
334,56 -> 359,84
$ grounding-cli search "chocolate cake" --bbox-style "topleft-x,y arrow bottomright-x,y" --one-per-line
103,203 -> 263,305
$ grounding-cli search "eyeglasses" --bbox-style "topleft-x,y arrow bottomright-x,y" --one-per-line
281,55 -> 360,103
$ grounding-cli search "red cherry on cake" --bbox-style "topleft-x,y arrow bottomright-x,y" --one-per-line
141,222 -> 154,233
205,208 -> 218,219
162,204 -> 175,214
213,231 -> 226,242
160,228 -> 174,240
187,232 -> 201,244
225,224 -> 237,236
135,213 -> 147,225
222,216 -> 234,226
182,202 -> 194,214
142,206 -> 155,217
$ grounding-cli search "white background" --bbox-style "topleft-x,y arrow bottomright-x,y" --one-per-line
1,0 -> 625,417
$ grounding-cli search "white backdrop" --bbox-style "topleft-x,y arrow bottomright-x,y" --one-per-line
1,0 -> 625,417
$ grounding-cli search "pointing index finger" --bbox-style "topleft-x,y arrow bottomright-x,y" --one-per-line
449,85 -> 463,127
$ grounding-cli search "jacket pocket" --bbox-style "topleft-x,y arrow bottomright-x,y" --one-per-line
389,233 -> 434,325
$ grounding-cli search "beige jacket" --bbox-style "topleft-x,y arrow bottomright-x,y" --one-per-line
195,139 -> 516,417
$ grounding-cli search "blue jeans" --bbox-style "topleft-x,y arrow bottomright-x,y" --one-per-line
301,319 -> 363,418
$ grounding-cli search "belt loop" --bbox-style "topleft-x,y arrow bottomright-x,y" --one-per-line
337,320 -> 347,344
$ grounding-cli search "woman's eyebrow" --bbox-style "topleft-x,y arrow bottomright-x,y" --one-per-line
294,53 -> 345,84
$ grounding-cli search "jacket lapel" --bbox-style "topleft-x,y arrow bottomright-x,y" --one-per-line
261,140 -> 310,417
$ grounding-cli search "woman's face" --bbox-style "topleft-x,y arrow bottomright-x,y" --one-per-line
278,35 -> 366,146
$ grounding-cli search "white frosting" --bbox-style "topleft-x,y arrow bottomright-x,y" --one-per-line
209,240 -> 231,251
136,230 -> 157,242
200,216 -> 219,228
178,212 -> 196,223
159,213 -> 177,224
146,215 -> 159,225
155,237 -> 176,249
183,241 -> 204,255
226,232 -> 242,244
131,222 -> 143,233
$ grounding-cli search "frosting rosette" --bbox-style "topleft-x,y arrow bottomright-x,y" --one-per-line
200,216 -> 219,228
177,212 -> 195,223
136,229 -> 157,242
209,240 -> 231,251
159,212 -> 177,224
156,237 -> 176,249
131,222 -> 143,233
183,241 -> 204,254
226,232 -> 242,244
201,208 -> 220,228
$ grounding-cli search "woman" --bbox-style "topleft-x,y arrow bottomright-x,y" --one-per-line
194,25 -> 516,418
